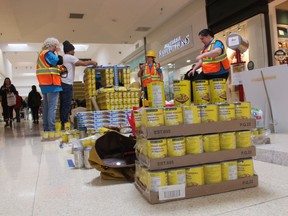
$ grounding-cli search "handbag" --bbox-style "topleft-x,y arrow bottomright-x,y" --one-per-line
7,92 -> 16,106
88,131 -> 136,181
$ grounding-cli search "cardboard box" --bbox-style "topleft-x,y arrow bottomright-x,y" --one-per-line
135,175 -> 258,204
137,119 -> 256,139
137,146 -> 256,170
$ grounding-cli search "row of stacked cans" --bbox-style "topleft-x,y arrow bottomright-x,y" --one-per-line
77,110 -> 131,130
136,131 -> 252,159
76,111 -> 95,130
94,109 -> 131,128
193,78 -> 227,105
97,90 -> 140,110
134,102 -> 251,128
101,68 -> 114,87
84,68 -> 97,111
136,158 -> 254,192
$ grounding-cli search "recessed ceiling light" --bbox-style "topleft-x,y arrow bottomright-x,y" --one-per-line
186,60 -> 191,63
73,44 -> 89,51
8,44 -> 28,47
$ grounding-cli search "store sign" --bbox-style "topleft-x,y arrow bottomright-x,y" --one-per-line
158,35 -> 190,59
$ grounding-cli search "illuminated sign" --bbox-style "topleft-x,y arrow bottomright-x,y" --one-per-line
158,34 -> 190,58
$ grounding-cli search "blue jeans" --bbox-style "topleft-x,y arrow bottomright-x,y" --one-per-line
60,83 -> 73,126
42,92 -> 59,131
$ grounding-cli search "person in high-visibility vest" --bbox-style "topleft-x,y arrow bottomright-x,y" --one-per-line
36,37 -> 63,131
188,29 -> 230,80
137,50 -> 163,99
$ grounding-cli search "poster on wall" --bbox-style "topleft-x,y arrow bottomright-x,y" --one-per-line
230,63 -> 246,85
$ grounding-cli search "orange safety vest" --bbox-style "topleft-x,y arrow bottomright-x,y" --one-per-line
141,63 -> 161,87
201,38 -> 230,74
36,50 -> 61,86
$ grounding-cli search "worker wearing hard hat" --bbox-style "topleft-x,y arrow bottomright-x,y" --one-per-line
188,29 -> 230,80
138,50 -> 163,99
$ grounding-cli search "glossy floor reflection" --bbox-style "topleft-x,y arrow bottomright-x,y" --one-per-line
1,120 -> 288,216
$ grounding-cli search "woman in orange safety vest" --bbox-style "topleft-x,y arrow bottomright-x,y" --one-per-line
188,29 -> 230,80
36,37 -> 63,131
138,50 -> 163,99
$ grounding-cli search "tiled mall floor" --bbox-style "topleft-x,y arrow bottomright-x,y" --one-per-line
1,120 -> 288,216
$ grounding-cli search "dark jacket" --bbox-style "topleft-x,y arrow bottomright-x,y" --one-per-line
0,84 -> 17,107
28,90 -> 42,107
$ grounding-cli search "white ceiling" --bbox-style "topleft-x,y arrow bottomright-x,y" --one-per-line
0,0 -> 193,80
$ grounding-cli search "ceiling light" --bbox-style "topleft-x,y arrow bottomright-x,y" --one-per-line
8,44 -> 28,47
73,44 -> 89,51
21,73 -> 35,77
186,60 -> 191,63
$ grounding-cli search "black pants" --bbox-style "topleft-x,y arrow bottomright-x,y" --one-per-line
31,106 -> 40,122
2,103 -> 13,121
15,108 -> 20,122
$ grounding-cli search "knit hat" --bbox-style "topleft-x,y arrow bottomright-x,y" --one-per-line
63,40 -> 75,53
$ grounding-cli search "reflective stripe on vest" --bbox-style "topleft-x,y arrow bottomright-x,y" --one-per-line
202,39 -> 230,74
36,50 -> 61,86
142,63 -> 161,87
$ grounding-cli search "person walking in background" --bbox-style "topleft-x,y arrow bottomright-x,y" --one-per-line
60,40 -> 97,128
0,77 -> 17,127
188,29 -> 230,80
137,50 -> 163,100
14,91 -> 23,123
36,37 -> 63,131
28,85 -> 42,124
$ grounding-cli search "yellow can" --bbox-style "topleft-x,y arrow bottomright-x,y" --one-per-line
173,80 -> 191,106
167,169 -> 186,185
221,160 -> 238,181
55,122 -> 62,131
237,159 -> 254,178
258,128 -> 265,135
147,82 -> 165,108
251,128 -> 258,138
193,79 -> 210,105
209,78 -> 227,104
186,166 -> 204,186
48,131 -> 55,140
167,137 -> 186,157
182,105 -> 201,124
236,131 -> 252,148
203,134 -> 220,152
61,133 -> 70,143
220,132 -> 236,150
217,103 -> 235,121
234,102 -> 251,119
199,104 -> 219,122
185,135 -> 203,154
133,110 -> 141,128
141,108 -> 164,127
55,131 -> 62,138
164,107 -> 183,126
147,139 -> 167,159
64,122 -> 71,131
41,131 -> 48,140
204,163 -> 222,184
147,171 -> 168,192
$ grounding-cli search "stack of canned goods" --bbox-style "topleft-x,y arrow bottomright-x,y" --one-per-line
137,130 -> 252,159
136,102 -> 251,128
136,158 -> 254,192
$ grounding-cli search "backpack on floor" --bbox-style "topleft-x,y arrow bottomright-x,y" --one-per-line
88,131 -> 136,182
